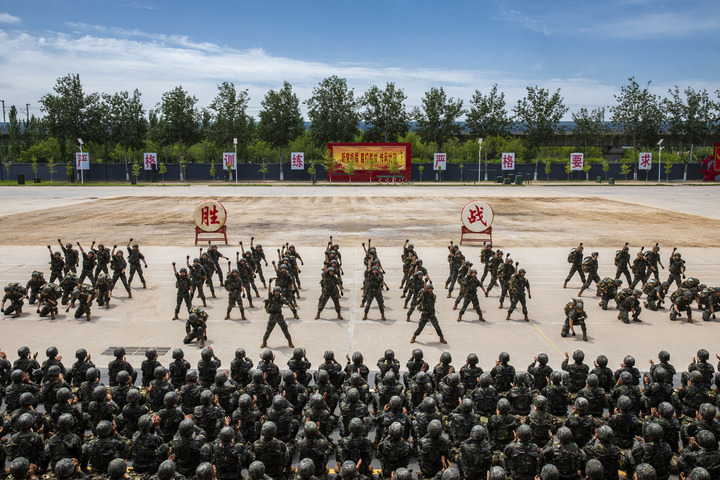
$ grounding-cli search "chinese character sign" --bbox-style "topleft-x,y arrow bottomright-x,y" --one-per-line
223,153 -> 236,171
291,152 -> 305,170
193,200 -> 227,232
501,153 -> 515,171
75,152 -> 90,171
461,200 -> 495,233
638,152 -> 652,170
570,153 -> 584,171
434,153 -> 447,171
143,153 -> 157,171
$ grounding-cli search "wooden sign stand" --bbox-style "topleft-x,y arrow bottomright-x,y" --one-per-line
460,226 -> 492,245
195,226 -> 228,246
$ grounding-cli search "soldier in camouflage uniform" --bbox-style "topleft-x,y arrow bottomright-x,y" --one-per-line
618,289 -> 643,324
404,268 -> 426,317
417,419 -> 451,480
483,250 -> 504,296
670,290 -> 694,323
504,424 -> 540,480
199,249 -> 218,298
457,269 -> 485,322
497,255 -> 515,309
645,281 -> 669,311
700,287 -> 720,321
234,257 -> 258,305
614,243 -> 632,285
126,239 -> 148,288
362,265 -> 388,321
316,266 -> 343,320
667,248 -> 686,288
527,354 -> 553,392
58,274 -> 78,306
58,239 -> 79,275
446,248 -> 465,297
562,350 -> 589,394
506,268 -> 531,322
94,272 -> 112,309
36,286 -> 59,319
562,301 -> 587,340
25,271 -> 46,306
492,352 -> 517,393
645,244 -> 664,282
578,252 -> 600,297
207,243 -> 229,287
47,246 -> 65,284
453,261 -> 472,310
2,283 -> 26,318
377,421 -> 411,479
110,246 -> 132,298
479,242 -> 494,286
76,242 -> 97,285
169,419 -> 212,477
172,263 -> 192,320
458,425 -> 492,480
68,287 -> 93,322
630,249 -> 649,289
296,422 -> 334,478
250,237 -> 268,288
525,396 -> 556,447
582,426 -> 622,480
261,286 -> 297,348
564,243 -> 585,288
185,313 -> 208,347
540,426 -> 584,480
224,268 -> 246,320
488,398 -> 519,452
597,278 -> 621,310
272,262 -> 298,307
187,256 -> 208,307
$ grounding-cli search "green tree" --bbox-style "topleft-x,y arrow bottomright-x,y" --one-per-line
610,77 -> 664,180
259,162 -> 268,181
30,156 -> 38,179
343,158 -> 356,183
417,165 -> 424,182
513,86 -> 568,181
307,162 -> 317,184
620,163 -> 631,180
412,87 -> 464,151
103,89 -> 147,180
257,81 -> 305,180
155,86 -> 199,180
131,159 -> 142,180
48,156 -> 57,184
360,82 -> 409,142
208,82 -> 254,159
466,84 -> 512,180
571,107 -> 608,157
7,106 -> 22,163
601,158 -> 609,180
306,75 -> 359,146
39,73 -> 103,165
664,85 -> 714,181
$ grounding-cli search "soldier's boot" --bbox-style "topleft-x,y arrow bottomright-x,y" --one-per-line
293,311 -> 300,319
445,281 -> 449,289
499,302 -> 503,309
254,287 -> 260,298
143,282 -> 147,289
633,315 -> 642,322
11,310 -> 20,318
563,281 -> 567,288
202,299 -> 207,307
643,301 -> 649,308
248,300 -> 254,308
362,313 -> 368,320
288,338 -> 295,348
410,334 -> 416,343
478,312 -> 485,322
260,339 -> 267,348
337,312 -> 343,320
687,314 -> 693,324
50,311 -> 55,320
315,312 -> 321,320
212,291 -> 217,298
406,314 -> 411,322
199,337 -> 205,348
381,312 -> 386,321
439,336 -> 448,344
400,293 -> 406,298
452,302 -> 458,310
506,312 -> 511,321
106,303 -> 110,309
578,288 -> 584,297
128,290 -> 132,298
403,301 -> 408,309
241,312 -> 247,321
524,314 -> 530,322
583,332 -> 588,341
86,312 -> 91,322
446,292 -> 452,298
224,312 -> 230,320
262,282 -> 267,288
457,313 -> 462,322
172,313 -> 179,320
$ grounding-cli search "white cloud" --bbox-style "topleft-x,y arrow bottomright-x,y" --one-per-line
0,26 -> 705,121
0,12 -> 21,24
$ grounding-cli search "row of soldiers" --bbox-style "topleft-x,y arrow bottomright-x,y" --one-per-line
1,239 -> 149,322
3,344 -> 720,480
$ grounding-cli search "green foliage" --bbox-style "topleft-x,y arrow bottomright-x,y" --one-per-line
343,158 -> 356,182
466,84 -> 512,139
47,157 -> 57,183
572,107 -> 608,155
418,165 -> 424,182
257,81 -> 305,150
30,156 -> 38,176
7,105 -> 22,162
19,138 -> 61,163
103,89 -> 147,164
601,158 -> 609,180
564,161 -> 572,179
208,82 -> 254,156
131,159 -> 142,178
306,76 -> 359,146
65,161 -> 73,180
259,162 -> 268,181
4,162 -> 11,179
412,87 -> 464,151
620,163 -> 631,180
307,162 -> 317,183
156,86 -> 199,163
158,161 -> 167,181
360,82 -> 409,142
209,158 -> 216,179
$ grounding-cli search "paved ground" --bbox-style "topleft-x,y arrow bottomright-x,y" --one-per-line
1,184 -> 719,375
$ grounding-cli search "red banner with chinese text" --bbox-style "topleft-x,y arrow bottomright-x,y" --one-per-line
326,143 -> 412,181
715,143 -> 720,172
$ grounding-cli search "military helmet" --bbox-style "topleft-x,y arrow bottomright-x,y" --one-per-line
138,414 -> 154,432
45,346 -> 59,358
75,347 -> 87,360
550,371 -> 563,384
441,469 -> 461,480
617,395 -> 632,411
113,346 -> 126,358
232,268 -> 240,274
586,373 -> 599,387
10,369 -> 24,383
416,371 -> 429,384
653,367 -> 669,383
572,350 -> 584,362
272,395 -> 286,411
412,348 -> 424,360
428,419 -> 443,437
16,412 -> 34,431
697,430 -> 717,449
18,345 -> 31,358
201,389 -> 214,405
574,397 -> 589,413
585,460 -> 604,480
499,351 -> 510,363
700,403 -> 717,419
201,347 -> 213,361
514,372 -> 527,385
154,366 -> 167,380
519,268 -> 526,274
598,425 -> 615,442
658,350 -> 670,362
575,303 -> 584,311
164,391 -> 179,408
557,426 -> 573,444
248,461 -> 266,479
346,387 -> 360,403
261,421 -> 277,439
383,349 -> 395,360
157,461 -> 177,480
172,348 -> 184,360
195,463 -> 215,480
10,458 -> 30,478
447,372 -> 460,387
47,365 -> 61,377
350,372 -> 363,385
56,387 -> 72,404
470,424 -> 488,441
489,467 -> 507,480
349,417 -> 364,434
596,355 -> 608,367
327,266 -> 335,273
324,350 -> 335,360
517,424 -> 532,442
620,371 -> 633,385
388,421 -> 404,439
54,458 -> 76,478
116,370 -> 130,384
467,353 -> 479,365
96,419 -> 113,437
186,371 -> 198,383
351,351 -> 363,364
309,393 -> 324,408
178,418 -> 195,436
86,367 -> 100,381
19,392 -> 34,406
537,353 -> 549,365
470,269 -> 478,275
690,468 -> 710,480
234,348 -> 246,359
534,395 -> 548,410
273,286 -> 282,292
41,285 -> 54,296
125,388 -> 141,404
684,290 -> 694,299
657,402 -> 675,418
283,370 -> 296,384
479,373 -> 492,387
540,465 -> 559,480
92,385 -> 108,401
690,371 -> 704,384
179,267 -> 188,274
389,395 -> 403,410
340,461 -> 358,480
698,349 -> 710,361
218,426 -> 235,444
297,458 -> 315,479
440,351 -> 452,364
261,349 -> 274,362
497,398 -> 511,413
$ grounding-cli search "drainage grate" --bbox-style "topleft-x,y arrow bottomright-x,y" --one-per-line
101,346 -> 171,356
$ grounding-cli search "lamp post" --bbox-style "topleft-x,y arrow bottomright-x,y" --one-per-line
477,138 -> 484,183
657,138 -> 664,183
233,137 -> 238,184
77,138 -> 84,185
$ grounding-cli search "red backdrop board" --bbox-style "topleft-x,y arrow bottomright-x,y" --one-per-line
326,143 -> 412,182
715,143 -> 720,172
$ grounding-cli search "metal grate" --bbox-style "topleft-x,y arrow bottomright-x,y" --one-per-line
101,346 -> 171,356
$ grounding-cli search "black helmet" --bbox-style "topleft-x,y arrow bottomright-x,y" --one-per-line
340,461 -> 358,480
479,373 -> 491,387
161,390 -> 179,407
540,465 -> 559,480
261,349 -> 274,362
346,388 -> 360,403
499,352 -> 510,363
497,398 -> 511,413
179,267 -> 187,274
349,417 -> 364,434
700,403 -> 717,419
116,370 -> 130,385
585,459 -> 604,480
550,371 -> 563,384
645,423 -> 664,442
412,348 -> 424,361
572,350 -> 584,362
154,366 -> 167,380
19,392 -> 34,406
297,459 -> 315,479
56,387 -> 72,404
157,461 -> 177,480
17,346 -> 30,358
620,371 -> 633,385
201,348 -> 213,361
389,395 -> 403,411
653,367 -> 669,383
384,371 -> 397,384
690,468 -> 711,480
172,348 -> 184,360
447,372 -> 460,387
75,348 -> 88,361
127,389 -> 142,404
441,469 -> 460,480
698,349 -> 710,361
470,424 -> 488,441
513,372 -> 527,386
598,425 -> 615,442
47,365 -> 61,377
440,351 -> 452,364
537,353 -> 549,365
658,350 -> 670,362
96,420 -> 113,437
252,369 -> 265,383
86,367 -> 100,381
201,390 -> 214,405
517,424 -> 532,442
238,394 -> 252,409
586,373 -> 599,387
186,371 -> 198,383
283,371 -> 295,384
145,347 -> 157,359
304,420 -> 318,438
467,353 -> 479,365
54,458 -> 75,478
178,419 -> 195,436
46,346 -> 58,358
310,393 -> 324,409
658,402 -> 675,418
697,430 -> 717,449
113,347 -> 126,358
617,395 -> 632,411
16,412 -> 34,430
574,397 -> 589,413
10,458 -> 30,478
489,467 -> 507,480
218,426 -> 235,444
272,395 -> 286,411
10,369 -> 24,383
534,395 -> 548,410
596,355 -> 608,367
690,371 -> 704,384
92,385 -> 108,401
138,414 -> 154,431
215,371 -> 228,385
261,421 -> 277,439
428,419 -> 443,437
389,421 -> 404,439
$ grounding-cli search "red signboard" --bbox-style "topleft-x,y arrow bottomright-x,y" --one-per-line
326,143 -> 412,182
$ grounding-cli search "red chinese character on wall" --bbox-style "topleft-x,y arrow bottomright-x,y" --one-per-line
467,205 -> 486,226
201,205 -> 220,227
571,155 -> 583,169
639,154 -> 651,168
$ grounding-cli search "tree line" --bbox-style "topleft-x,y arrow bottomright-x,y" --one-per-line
2,74 -> 718,180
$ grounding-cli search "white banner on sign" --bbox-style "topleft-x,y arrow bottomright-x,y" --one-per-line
143,153 -> 157,171
433,153 -> 447,171
570,153 -> 584,171
291,152 -> 305,170
76,152 -> 90,171
501,153 -> 515,171
223,153 -> 236,171
638,152 -> 652,170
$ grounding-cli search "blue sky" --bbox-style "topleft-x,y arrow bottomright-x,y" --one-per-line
0,0 -> 718,120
